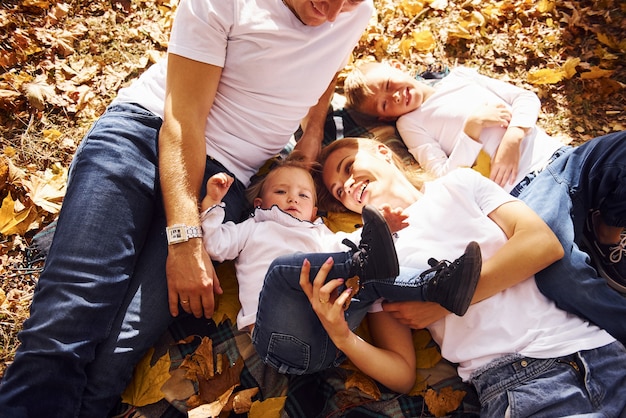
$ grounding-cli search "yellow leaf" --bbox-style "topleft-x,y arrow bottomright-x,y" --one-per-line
121,348 -> 171,407
399,0 -> 425,18
597,33 -> 618,50
527,68 -> 565,85
2,146 -> 16,158
562,57 -> 580,79
249,396 -> 286,418
580,66 -> 614,80
212,260 -> 241,325
411,30 -> 436,52
447,25 -> 472,40
23,170 -> 67,214
43,129 -> 63,143
0,193 -> 36,236
537,0 -> 554,13
415,345 -> 442,369
399,37 -> 414,57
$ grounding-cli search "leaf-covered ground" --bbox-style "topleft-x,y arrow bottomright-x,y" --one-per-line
1,0 -> 625,378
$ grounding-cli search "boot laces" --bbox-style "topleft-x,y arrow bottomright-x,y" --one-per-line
609,232 -> 626,263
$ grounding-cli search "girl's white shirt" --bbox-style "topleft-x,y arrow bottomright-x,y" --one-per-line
392,168 -> 613,381
397,67 -> 565,192
113,0 -> 374,185
201,205 -> 358,330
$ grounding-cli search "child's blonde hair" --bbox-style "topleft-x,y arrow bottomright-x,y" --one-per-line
245,151 -> 319,206
343,62 -> 380,115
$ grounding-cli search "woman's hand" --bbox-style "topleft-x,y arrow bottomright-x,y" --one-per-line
299,257 -> 354,348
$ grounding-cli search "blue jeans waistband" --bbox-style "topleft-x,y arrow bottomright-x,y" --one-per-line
470,352 -> 584,404
510,146 -> 571,197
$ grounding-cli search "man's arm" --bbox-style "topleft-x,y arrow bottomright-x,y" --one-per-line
159,53 -> 223,319
293,74 -> 338,162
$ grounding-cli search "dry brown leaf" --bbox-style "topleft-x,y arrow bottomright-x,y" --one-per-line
232,387 -> 259,414
188,385 -> 236,418
197,357 -> 244,404
424,386 -> 466,417
344,370 -> 381,400
580,66 -> 614,79
161,368 -> 196,402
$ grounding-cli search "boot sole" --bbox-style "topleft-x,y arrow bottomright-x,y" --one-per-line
452,241 -> 482,316
362,205 -> 400,279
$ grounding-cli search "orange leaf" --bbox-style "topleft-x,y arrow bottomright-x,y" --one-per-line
424,386 -> 466,417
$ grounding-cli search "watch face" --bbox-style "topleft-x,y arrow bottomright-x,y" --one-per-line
169,229 -> 183,240
166,225 -> 187,244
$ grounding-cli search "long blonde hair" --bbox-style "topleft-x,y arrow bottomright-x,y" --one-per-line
315,137 -> 427,212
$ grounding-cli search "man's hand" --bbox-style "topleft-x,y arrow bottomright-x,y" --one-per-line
382,300 -> 448,329
166,239 -> 223,318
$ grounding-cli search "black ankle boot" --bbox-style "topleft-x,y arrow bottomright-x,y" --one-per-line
422,241 -> 482,316
342,205 -> 400,293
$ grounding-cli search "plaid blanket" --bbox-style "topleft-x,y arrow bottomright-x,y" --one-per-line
128,315 -> 480,418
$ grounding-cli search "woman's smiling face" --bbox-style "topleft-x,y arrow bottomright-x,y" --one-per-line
321,142 -> 396,213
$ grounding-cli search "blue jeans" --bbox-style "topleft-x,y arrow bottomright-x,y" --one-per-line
252,251 -> 427,375
470,341 -> 626,417
0,103 -> 248,418
517,131 -> 626,345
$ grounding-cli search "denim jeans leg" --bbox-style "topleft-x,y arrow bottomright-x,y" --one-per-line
78,151 -> 249,417
252,251 -> 428,374
520,131 -> 626,345
0,104 -> 165,418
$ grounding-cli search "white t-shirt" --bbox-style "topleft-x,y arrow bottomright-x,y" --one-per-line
113,0 -> 373,185
201,205 -> 358,330
397,67 -> 565,192
393,168 -> 614,380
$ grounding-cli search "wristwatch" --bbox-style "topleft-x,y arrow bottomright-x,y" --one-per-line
165,224 -> 203,245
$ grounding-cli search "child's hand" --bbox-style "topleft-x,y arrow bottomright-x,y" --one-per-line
472,102 -> 512,128
490,127 -> 525,186
201,173 -> 234,211
379,204 -> 409,233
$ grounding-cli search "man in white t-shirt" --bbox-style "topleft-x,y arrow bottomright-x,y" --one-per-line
0,0 -> 374,416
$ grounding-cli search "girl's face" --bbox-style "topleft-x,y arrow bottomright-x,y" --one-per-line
321,143 -> 397,213
361,64 -> 426,119
254,167 -> 317,221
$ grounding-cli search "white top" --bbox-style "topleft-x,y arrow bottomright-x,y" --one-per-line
201,205 -> 358,330
113,0 -> 373,185
392,168 -> 614,380
396,67 -> 565,192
